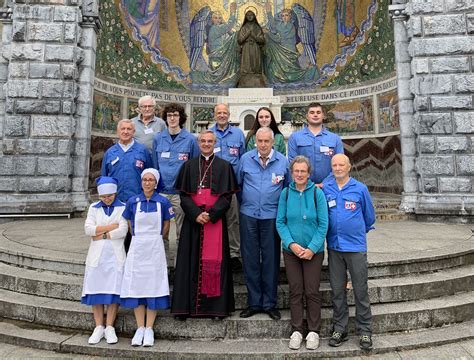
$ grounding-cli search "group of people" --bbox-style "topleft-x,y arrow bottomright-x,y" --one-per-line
81,96 -> 375,352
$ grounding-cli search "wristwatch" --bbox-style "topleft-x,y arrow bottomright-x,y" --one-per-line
102,233 -> 107,239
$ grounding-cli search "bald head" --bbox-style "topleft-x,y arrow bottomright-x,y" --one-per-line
331,154 -> 351,183
331,154 -> 351,167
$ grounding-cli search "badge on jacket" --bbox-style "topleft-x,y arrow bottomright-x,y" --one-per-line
135,160 -> 144,168
229,147 -> 239,156
272,173 -> 284,184
345,201 -> 357,210
178,153 -> 189,161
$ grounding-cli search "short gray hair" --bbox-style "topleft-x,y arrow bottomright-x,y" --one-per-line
290,155 -> 312,174
256,126 -> 274,139
138,95 -> 156,107
198,129 -> 216,142
117,119 -> 134,130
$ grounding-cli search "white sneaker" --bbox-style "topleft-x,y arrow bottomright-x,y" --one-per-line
143,327 -> 154,347
88,325 -> 104,345
104,326 -> 118,344
306,331 -> 320,350
131,327 -> 145,346
288,331 -> 303,350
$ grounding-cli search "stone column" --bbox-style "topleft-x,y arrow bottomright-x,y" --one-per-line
389,1 -> 418,212
398,0 -> 473,220
0,0 -> 100,214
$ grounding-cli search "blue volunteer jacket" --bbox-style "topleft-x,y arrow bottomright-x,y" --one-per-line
322,176 -> 375,252
101,141 -> 152,202
210,124 -> 246,174
288,126 -> 344,184
237,149 -> 289,220
152,128 -> 200,194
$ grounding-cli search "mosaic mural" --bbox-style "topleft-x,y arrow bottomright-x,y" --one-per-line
378,90 -> 399,133
96,0 -> 394,92
282,98 -> 374,136
91,0 -> 401,194
92,93 -> 122,133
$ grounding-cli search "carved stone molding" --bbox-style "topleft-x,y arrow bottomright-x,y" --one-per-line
389,3 -> 408,21
80,0 -> 101,32
0,1 -> 13,24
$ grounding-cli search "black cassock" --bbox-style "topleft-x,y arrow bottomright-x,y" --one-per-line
171,154 -> 238,317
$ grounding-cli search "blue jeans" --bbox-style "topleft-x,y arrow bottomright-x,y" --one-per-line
240,214 -> 280,310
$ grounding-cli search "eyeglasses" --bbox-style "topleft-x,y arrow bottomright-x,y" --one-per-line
140,105 -> 154,109
167,113 -> 180,118
142,179 -> 156,183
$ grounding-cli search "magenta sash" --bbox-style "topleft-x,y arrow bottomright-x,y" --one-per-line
191,189 -> 222,297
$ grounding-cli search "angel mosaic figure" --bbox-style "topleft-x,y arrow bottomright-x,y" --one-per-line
263,2 -> 319,85
189,2 -> 240,86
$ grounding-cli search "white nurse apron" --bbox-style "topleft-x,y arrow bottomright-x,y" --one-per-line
121,201 -> 169,298
82,240 -> 124,296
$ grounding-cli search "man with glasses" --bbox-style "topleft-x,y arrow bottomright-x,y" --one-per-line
132,95 -> 166,151
152,103 -> 199,245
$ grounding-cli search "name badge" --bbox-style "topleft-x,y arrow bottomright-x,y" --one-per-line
328,200 -> 336,208
320,146 -> 329,153
271,173 -> 284,185
213,147 -> 221,153
111,156 -> 119,165
161,152 -> 170,158
144,128 -> 154,134
178,153 -> 189,161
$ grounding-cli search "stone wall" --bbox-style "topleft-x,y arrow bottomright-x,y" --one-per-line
0,0 -> 100,214
391,0 -> 473,219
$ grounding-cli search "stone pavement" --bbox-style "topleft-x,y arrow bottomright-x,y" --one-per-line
0,338 -> 473,359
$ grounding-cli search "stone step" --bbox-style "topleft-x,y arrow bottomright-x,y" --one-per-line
1,236 -> 471,279
0,318 -> 473,359
0,261 -> 472,309
0,288 -> 472,339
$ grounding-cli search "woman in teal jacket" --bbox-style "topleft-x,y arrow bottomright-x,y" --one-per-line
276,155 -> 328,351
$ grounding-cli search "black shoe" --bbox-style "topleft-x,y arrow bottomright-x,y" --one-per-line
359,334 -> 373,350
239,307 -> 260,318
328,331 -> 348,347
265,308 -> 281,320
231,257 -> 242,272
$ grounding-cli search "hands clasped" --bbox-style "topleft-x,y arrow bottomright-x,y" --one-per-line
289,243 -> 315,260
196,212 -> 210,225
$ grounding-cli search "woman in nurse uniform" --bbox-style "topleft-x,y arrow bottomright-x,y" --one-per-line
120,168 -> 175,347
82,176 -> 128,345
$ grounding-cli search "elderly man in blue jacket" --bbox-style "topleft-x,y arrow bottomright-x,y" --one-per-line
101,119 -> 152,203
237,127 -> 289,321
322,154 -> 375,351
